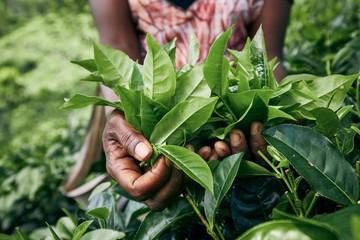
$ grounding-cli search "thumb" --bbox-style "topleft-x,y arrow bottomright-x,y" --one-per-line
104,110 -> 153,161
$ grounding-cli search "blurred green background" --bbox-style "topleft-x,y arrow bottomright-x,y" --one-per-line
0,0 -> 359,236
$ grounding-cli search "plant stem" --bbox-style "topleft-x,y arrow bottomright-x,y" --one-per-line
285,191 -> 300,216
305,192 -> 320,218
184,191 -> 220,240
356,73 -> 360,112
215,224 -> 226,240
257,150 -> 281,176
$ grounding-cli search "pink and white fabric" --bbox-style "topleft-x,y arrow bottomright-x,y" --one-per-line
128,0 -> 265,68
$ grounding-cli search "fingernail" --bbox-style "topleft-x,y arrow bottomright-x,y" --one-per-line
134,142 -> 150,160
230,133 -> 241,147
251,122 -> 263,135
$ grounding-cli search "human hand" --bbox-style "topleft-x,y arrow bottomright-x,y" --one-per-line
195,121 -> 269,166
102,110 -> 185,211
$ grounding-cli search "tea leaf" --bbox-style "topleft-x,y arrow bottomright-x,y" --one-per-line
72,220 -> 93,240
86,207 -> 109,221
263,124 -> 359,206
80,229 -> 125,240
158,145 -> 214,194
116,86 -> 141,130
71,59 -> 98,72
188,32 -> 200,66
204,153 -> 243,230
60,93 -> 122,110
150,97 -> 218,145
46,222 -> 61,240
310,107 -> 339,138
204,28 -> 232,97
236,160 -> 273,178
134,198 -> 192,240
315,205 -> 360,240
143,34 -> 176,107
93,40 -> 134,89
237,219 -> 340,240
140,94 -> 169,139
175,63 -> 210,103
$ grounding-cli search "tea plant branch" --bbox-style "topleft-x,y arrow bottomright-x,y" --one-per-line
184,188 -> 223,240
258,150 -> 304,217
305,192 -> 320,218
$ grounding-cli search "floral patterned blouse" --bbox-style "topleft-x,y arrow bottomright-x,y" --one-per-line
128,0 -> 265,68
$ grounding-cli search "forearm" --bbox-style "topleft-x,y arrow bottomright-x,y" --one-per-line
89,0 -> 142,116
88,0 -> 141,61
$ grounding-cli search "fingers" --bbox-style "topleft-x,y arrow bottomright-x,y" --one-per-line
106,155 -> 172,201
214,141 -> 231,158
143,165 -> 184,211
249,121 -> 269,163
229,129 -> 248,153
103,110 -> 152,161
197,146 -> 212,160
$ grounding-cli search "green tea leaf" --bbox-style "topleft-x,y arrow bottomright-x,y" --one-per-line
46,222 -> 61,240
150,97 -> 218,145
129,63 -> 144,90
71,59 -> 98,72
188,32 -> 200,66
351,215 -> 360,240
236,160 -> 273,178
263,124 -> 359,206
310,107 -> 339,138
225,90 -> 269,130
72,220 -> 93,240
304,74 -> 358,111
86,207 -> 109,221
267,105 -> 296,123
237,219 -> 340,240
250,27 -> 274,88
162,38 -> 177,67
80,229 -> 125,240
56,217 -> 75,240
60,93 -> 122,110
93,40 -> 135,89
336,105 -> 353,121
315,205 -> 360,240
88,182 -> 112,201
204,28 -> 232,97
80,71 -> 104,83
204,153 -> 243,230
158,145 -> 214,194
140,93 -> 169,139
143,34 -> 176,107
115,86 -> 141,130
134,198 -> 192,240
175,63 -> 211,103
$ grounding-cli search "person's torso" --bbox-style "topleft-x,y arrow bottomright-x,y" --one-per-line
128,0 -> 265,68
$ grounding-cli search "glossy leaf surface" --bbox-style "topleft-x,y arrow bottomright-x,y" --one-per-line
93,40 -> 134,88
237,219 -> 340,240
158,145 -> 214,194
263,124 -> 359,205
150,97 -> 218,145
204,28 -> 232,97
80,229 -> 125,240
60,94 -> 122,110
204,153 -> 243,230
143,34 -> 176,107
134,198 -> 193,240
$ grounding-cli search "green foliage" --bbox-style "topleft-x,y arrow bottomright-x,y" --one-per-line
285,0 -> 360,75
57,27 -> 360,240
0,10 -> 98,234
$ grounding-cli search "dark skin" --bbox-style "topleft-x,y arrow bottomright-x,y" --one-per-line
89,0 -> 291,211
